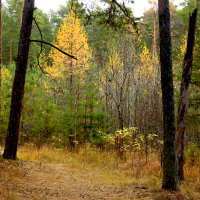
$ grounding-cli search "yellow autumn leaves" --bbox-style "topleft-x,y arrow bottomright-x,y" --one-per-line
46,10 -> 91,79
2,68 -> 11,81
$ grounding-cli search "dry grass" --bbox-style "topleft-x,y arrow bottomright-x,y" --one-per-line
18,144 -> 135,186
1,144 -> 200,199
180,162 -> 200,200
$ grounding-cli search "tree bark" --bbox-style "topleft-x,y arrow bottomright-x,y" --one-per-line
158,0 -> 178,190
3,0 -> 35,159
176,8 -> 198,181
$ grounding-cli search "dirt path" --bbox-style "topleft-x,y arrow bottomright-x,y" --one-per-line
0,159 -> 160,200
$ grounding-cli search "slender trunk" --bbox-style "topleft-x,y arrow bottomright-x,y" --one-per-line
3,0 -> 35,160
73,85 -> 79,149
158,0 -> 178,190
10,37 -> 13,64
127,75 -> 130,127
176,8 -> 198,181
74,97 -> 77,149
117,104 -> 124,130
134,89 -> 138,127
153,11 -> 159,86
153,11 -> 157,60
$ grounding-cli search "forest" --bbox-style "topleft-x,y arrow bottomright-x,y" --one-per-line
0,0 -> 200,199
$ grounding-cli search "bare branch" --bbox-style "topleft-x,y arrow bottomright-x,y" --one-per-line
33,17 -> 50,75
30,39 -> 77,60
33,17 -> 43,68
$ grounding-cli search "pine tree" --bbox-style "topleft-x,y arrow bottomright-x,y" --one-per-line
158,0 -> 178,190
3,0 -> 35,160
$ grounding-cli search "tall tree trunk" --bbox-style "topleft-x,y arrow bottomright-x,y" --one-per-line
158,0 -> 178,190
176,8 -> 198,181
3,0 -> 35,160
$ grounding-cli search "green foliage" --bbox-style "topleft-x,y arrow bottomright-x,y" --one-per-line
49,0 -> 87,34
0,0 -> 198,158
1,0 -> 53,65
186,143 -> 200,164
175,0 -> 200,141
92,127 -> 162,155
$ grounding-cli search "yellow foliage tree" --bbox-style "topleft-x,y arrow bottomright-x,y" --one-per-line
47,10 -> 90,78
135,45 -> 154,85
101,50 -> 124,84
100,49 -> 129,130
45,10 -> 91,146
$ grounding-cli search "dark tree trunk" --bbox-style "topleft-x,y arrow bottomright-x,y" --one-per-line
176,8 -> 198,181
3,0 -> 35,160
158,0 -> 178,190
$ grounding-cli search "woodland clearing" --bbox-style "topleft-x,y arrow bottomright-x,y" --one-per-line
0,145 -> 199,200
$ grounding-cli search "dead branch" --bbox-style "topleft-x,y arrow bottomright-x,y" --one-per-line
30,39 -> 77,60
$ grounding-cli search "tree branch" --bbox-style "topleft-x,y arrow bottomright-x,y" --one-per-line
32,17 -> 49,74
33,18 -> 43,64
112,0 -> 138,32
30,39 -> 77,60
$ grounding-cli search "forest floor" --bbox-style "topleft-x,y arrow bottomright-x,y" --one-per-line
0,145 -> 199,200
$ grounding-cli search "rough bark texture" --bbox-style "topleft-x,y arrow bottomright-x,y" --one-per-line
3,0 -> 35,159
176,8 -> 198,181
158,0 -> 178,190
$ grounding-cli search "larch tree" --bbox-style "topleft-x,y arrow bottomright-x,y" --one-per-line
2,0 -> 76,159
158,0 -> 178,190
48,9 -> 91,147
49,10 -> 90,78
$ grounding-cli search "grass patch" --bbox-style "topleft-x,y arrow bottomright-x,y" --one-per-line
1,144 -> 200,199
17,144 -> 162,187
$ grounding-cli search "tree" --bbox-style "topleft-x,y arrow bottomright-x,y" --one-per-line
49,10 -> 90,75
49,0 -> 87,35
174,0 -> 200,177
176,8 -> 198,181
1,0 -> 24,64
0,0 -> 53,65
3,0 -> 35,159
158,0 -> 178,190
29,8 -> 54,64
100,49 -> 127,130
49,9 -> 91,147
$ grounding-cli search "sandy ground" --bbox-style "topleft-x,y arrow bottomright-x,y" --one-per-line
0,159 -> 188,200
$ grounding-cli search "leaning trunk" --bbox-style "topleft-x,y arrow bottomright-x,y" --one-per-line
176,8 -> 198,181
3,0 -> 35,159
158,0 -> 178,190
